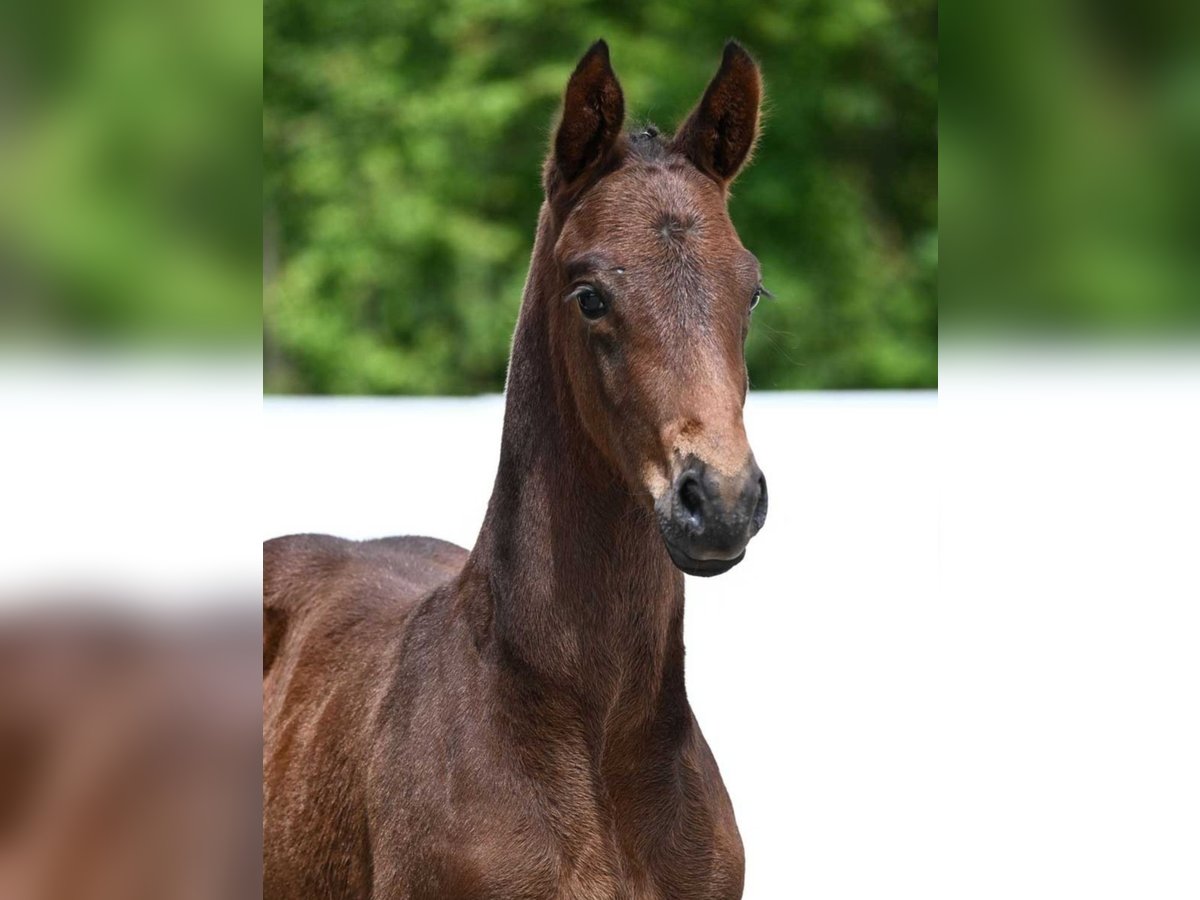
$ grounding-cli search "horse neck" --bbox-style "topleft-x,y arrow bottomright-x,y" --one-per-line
464,203 -> 688,737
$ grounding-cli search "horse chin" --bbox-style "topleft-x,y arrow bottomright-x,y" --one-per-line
662,541 -> 746,578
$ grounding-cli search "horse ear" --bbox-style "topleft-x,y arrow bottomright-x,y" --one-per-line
672,41 -> 762,186
551,40 -> 625,188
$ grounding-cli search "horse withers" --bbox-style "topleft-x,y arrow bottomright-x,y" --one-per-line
264,40 -> 768,900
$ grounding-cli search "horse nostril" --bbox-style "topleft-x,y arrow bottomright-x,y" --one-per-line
678,475 -> 705,529
751,473 -> 769,533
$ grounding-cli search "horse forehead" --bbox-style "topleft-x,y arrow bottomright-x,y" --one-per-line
573,165 -> 731,250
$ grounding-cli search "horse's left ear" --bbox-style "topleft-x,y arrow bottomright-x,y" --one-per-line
672,41 -> 762,186
551,40 -> 625,190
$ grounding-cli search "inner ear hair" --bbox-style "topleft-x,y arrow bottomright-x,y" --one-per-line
671,40 -> 762,185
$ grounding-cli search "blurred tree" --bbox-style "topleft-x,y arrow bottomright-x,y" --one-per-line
264,0 -> 937,393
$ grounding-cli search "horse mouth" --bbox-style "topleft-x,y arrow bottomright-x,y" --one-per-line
662,540 -> 746,577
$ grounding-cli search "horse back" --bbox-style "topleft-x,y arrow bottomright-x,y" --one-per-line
263,533 -> 467,675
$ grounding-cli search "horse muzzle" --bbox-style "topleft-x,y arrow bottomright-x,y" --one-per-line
655,454 -> 768,577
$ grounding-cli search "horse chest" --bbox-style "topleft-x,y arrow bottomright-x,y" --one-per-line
407,793 -> 744,900
420,840 -> 741,900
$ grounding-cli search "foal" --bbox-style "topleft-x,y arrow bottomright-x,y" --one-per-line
264,41 -> 768,900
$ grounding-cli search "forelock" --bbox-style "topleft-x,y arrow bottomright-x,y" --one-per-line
625,125 -> 669,162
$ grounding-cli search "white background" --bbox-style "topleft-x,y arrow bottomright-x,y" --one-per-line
261,349 -> 1199,899
5,350 -> 1197,897
262,390 -> 943,897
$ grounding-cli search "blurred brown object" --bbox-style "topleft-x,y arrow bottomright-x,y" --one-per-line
0,606 -> 260,900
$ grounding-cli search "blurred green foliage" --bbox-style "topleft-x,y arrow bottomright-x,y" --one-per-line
0,0 -> 261,347
264,0 -> 937,394
941,0 -> 1200,336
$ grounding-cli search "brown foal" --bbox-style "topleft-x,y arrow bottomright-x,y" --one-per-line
264,40 -> 768,900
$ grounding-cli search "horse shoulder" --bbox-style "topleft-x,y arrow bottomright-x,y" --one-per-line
262,533 -> 471,899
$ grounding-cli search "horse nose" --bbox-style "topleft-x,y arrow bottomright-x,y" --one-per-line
670,458 -> 767,560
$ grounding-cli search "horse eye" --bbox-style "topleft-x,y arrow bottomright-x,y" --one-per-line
576,287 -> 609,320
749,283 -> 771,312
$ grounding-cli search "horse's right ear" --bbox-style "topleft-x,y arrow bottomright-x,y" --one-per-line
550,40 -> 625,191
